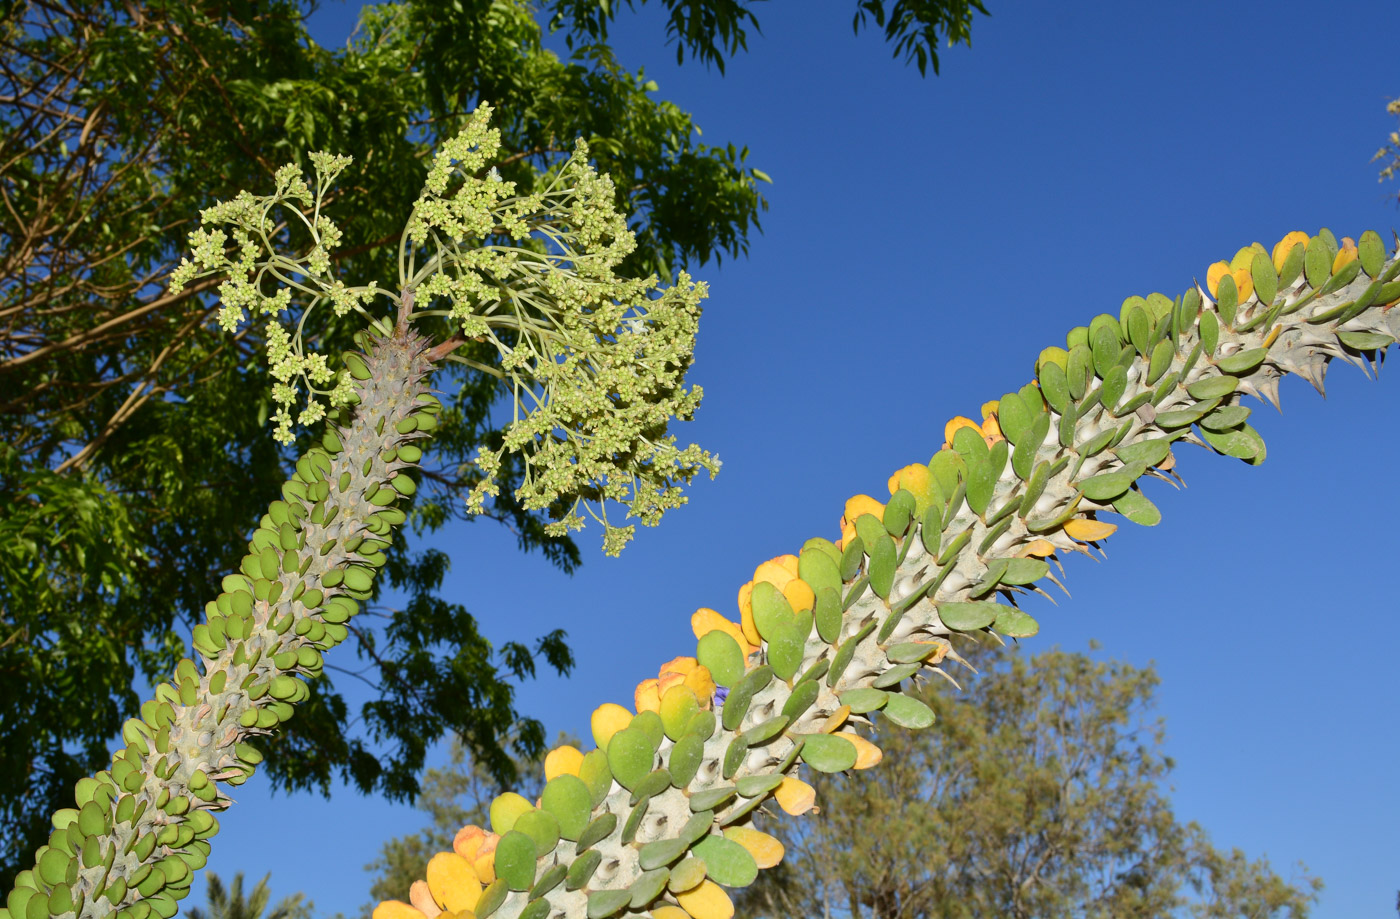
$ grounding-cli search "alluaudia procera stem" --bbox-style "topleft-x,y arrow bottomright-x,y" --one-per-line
370,231 -> 1398,919
3,323 -> 440,919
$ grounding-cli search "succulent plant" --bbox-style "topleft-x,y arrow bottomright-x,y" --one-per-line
365,229 -> 1398,919
4,100 -> 1398,919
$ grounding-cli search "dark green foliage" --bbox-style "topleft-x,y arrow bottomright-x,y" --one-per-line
735,643 -> 1323,919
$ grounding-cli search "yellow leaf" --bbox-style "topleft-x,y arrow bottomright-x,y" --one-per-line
1229,244 -> 1262,271
782,577 -> 815,613
775,776 -> 817,815
659,655 -> 698,677
723,826 -> 785,869
657,670 -> 685,695
676,881 -> 734,919
660,684 -> 700,726
635,678 -> 661,714
373,902 -> 427,919
839,732 -> 884,769
942,416 -> 980,450
1064,518 -> 1118,542
753,558 -> 795,590
1021,539 -> 1057,558
736,582 -> 760,645
470,834 -> 497,885
819,704 -> 851,733
980,413 -> 1003,445
453,826 -> 484,860
842,494 -> 886,527
426,852 -> 481,914
652,908 -> 691,919
409,883 -> 442,919
887,462 -> 929,497
543,745 -> 583,780
590,703 -> 632,750
1036,346 -> 1069,374
980,399 -> 1000,421
1206,261 -> 1230,297
1272,231 -> 1309,272
684,665 -> 716,704
1230,265 -> 1254,302
1333,239 -> 1358,274
692,608 -> 754,657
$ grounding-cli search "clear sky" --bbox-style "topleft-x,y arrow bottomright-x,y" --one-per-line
192,2 -> 1400,917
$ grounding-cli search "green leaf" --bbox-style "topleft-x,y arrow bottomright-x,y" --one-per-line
495,831 -> 538,891
691,835 -> 758,887
1111,490 -> 1161,526
936,601 -> 1002,631
697,630 -> 745,688
798,734 -> 859,773
992,607 -> 1040,638
882,694 -> 935,729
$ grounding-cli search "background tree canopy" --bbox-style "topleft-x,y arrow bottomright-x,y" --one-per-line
732,643 -> 1322,919
0,0 -> 990,888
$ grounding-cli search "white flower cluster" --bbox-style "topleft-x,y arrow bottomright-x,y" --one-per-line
168,151 -> 383,445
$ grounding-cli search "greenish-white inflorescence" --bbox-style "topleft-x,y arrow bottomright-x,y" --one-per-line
401,103 -> 718,556
169,150 -> 381,443
170,103 -> 718,555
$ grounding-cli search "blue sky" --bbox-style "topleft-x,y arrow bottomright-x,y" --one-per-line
193,1 -> 1400,917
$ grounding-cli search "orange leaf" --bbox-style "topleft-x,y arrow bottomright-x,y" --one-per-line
1272,231 -> 1309,272
736,582 -> 760,645
887,463 -> 929,497
1064,518 -> 1118,542
942,416 -> 981,450
819,704 -> 851,734
426,852 -> 481,914
659,656 -> 698,677
676,881 -> 734,919
1021,539 -> 1057,558
373,902 -> 427,919
842,494 -> 886,527
692,608 -> 754,657
783,577 -> 815,613
652,908 -> 690,919
635,678 -> 661,714
1230,265 -> 1254,302
684,665 -> 717,705
1206,261 -> 1231,297
753,558 -> 796,590
409,882 -> 442,919
775,776 -> 817,815
470,834 -> 498,885
839,732 -> 884,769
723,826 -> 785,869
1333,239 -> 1358,274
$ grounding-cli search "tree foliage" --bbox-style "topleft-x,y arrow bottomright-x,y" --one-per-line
0,0 -> 989,888
185,872 -> 314,919
734,643 -> 1322,919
